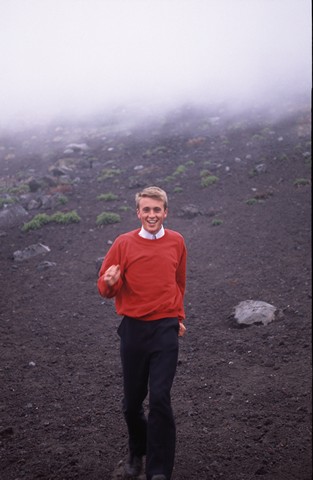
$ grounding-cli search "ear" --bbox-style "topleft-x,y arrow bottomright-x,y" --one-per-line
164,208 -> 168,218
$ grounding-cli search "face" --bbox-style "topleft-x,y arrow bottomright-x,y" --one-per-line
137,197 -> 167,234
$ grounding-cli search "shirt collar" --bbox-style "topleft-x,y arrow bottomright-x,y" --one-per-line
139,225 -> 165,240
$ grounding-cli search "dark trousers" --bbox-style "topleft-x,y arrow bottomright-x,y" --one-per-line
118,316 -> 179,480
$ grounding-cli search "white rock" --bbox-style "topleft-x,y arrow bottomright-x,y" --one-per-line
13,243 -> 51,262
233,300 -> 277,326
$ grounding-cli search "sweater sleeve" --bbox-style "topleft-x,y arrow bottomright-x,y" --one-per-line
97,238 -> 124,298
176,239 -> 187,321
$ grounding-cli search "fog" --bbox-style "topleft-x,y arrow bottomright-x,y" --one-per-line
0,0 -> 311,127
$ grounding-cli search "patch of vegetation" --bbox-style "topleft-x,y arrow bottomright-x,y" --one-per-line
261,127 -> 272,135
293,178 -> 311,187
164,160 -> 194,184
57,195 -> 68,205
211,218 -> 223,226
0,197 -> 16,209
164,175 -> 175,183
8,184 -> 30,195
174,186 -> 183,193
185,160 -> 195,167
200,169 -> 212,178
143,146 -> 168,157
173,165 -> 186,176
50,211 -> 81,224
118,205 -> 132,212
294,144 -> 303,154
201,175 -> 219,188
22,213 -> 50,231
251,134 -> 264,142
245,198 -> 259,206
22,210 -> 81,232
97,192 -> 119,201
97,168 -> 121,182
302,151 -> 311,165
96,212 -> 121,226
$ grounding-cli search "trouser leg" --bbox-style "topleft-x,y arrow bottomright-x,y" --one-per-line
119,317 -> 149,457
146,318 -> 179,480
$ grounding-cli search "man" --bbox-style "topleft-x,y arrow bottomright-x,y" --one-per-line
97,186 -> 187,480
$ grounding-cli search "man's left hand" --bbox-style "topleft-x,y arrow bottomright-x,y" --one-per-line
178,322 -> 186,337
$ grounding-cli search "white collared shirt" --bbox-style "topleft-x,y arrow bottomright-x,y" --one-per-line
139,225 -> 165,240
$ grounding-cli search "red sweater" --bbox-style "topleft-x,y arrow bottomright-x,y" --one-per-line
98,228 -> 187,321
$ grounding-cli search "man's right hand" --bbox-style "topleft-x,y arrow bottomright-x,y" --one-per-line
103,264 -> 121,286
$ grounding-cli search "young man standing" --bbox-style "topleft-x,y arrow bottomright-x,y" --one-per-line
98,186 -> 187,480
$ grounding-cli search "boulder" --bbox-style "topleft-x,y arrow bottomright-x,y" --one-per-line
0,205 -> 29,228
232,300 -> 280,326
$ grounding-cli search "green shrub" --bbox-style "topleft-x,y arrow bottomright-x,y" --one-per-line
22,210 -> 81,232
245,198 -> 259,206
22,213 -> 51,232
293,178 -> 310,187
97,168 -> 121,182
0,197 -> 16,209
173,165 -> 186,175
251,134 -> 263,142
97,192 -> 119,201
96,212 -> 121,226
164,175 -> 175,183
211,218 -> 223,226
50,211 -> 81,224
8,184 -> 30,194
185,160 -> 195,167
57,195 -> 68,205
119,205 -> 132,212
201,175 -> 219,187
174,186 -> 183,193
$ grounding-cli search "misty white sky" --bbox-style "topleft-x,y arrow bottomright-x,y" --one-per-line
0,0 -> 311,125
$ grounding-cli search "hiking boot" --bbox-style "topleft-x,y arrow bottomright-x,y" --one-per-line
124,455 -> 143,477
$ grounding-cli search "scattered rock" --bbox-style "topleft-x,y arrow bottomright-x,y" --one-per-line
0,204 -> 29,228
37,261 -> 57,270
64,143 -> 89,154
49,165 -> 73,177
27,199 -> 42,210
254,163 -> 267,174
179,204 -> 202,218
27,178 -> 42,192
13,243 -> 51,262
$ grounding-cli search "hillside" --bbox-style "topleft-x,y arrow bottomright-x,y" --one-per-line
0,102 -> 311,480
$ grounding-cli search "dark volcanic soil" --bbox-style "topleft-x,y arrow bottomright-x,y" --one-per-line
0,103 -> 311,480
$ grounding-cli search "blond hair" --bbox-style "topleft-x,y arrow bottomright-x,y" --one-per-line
135,186 -> 168,209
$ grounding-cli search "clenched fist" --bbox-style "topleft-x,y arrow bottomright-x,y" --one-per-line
103,264 -> 121,287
